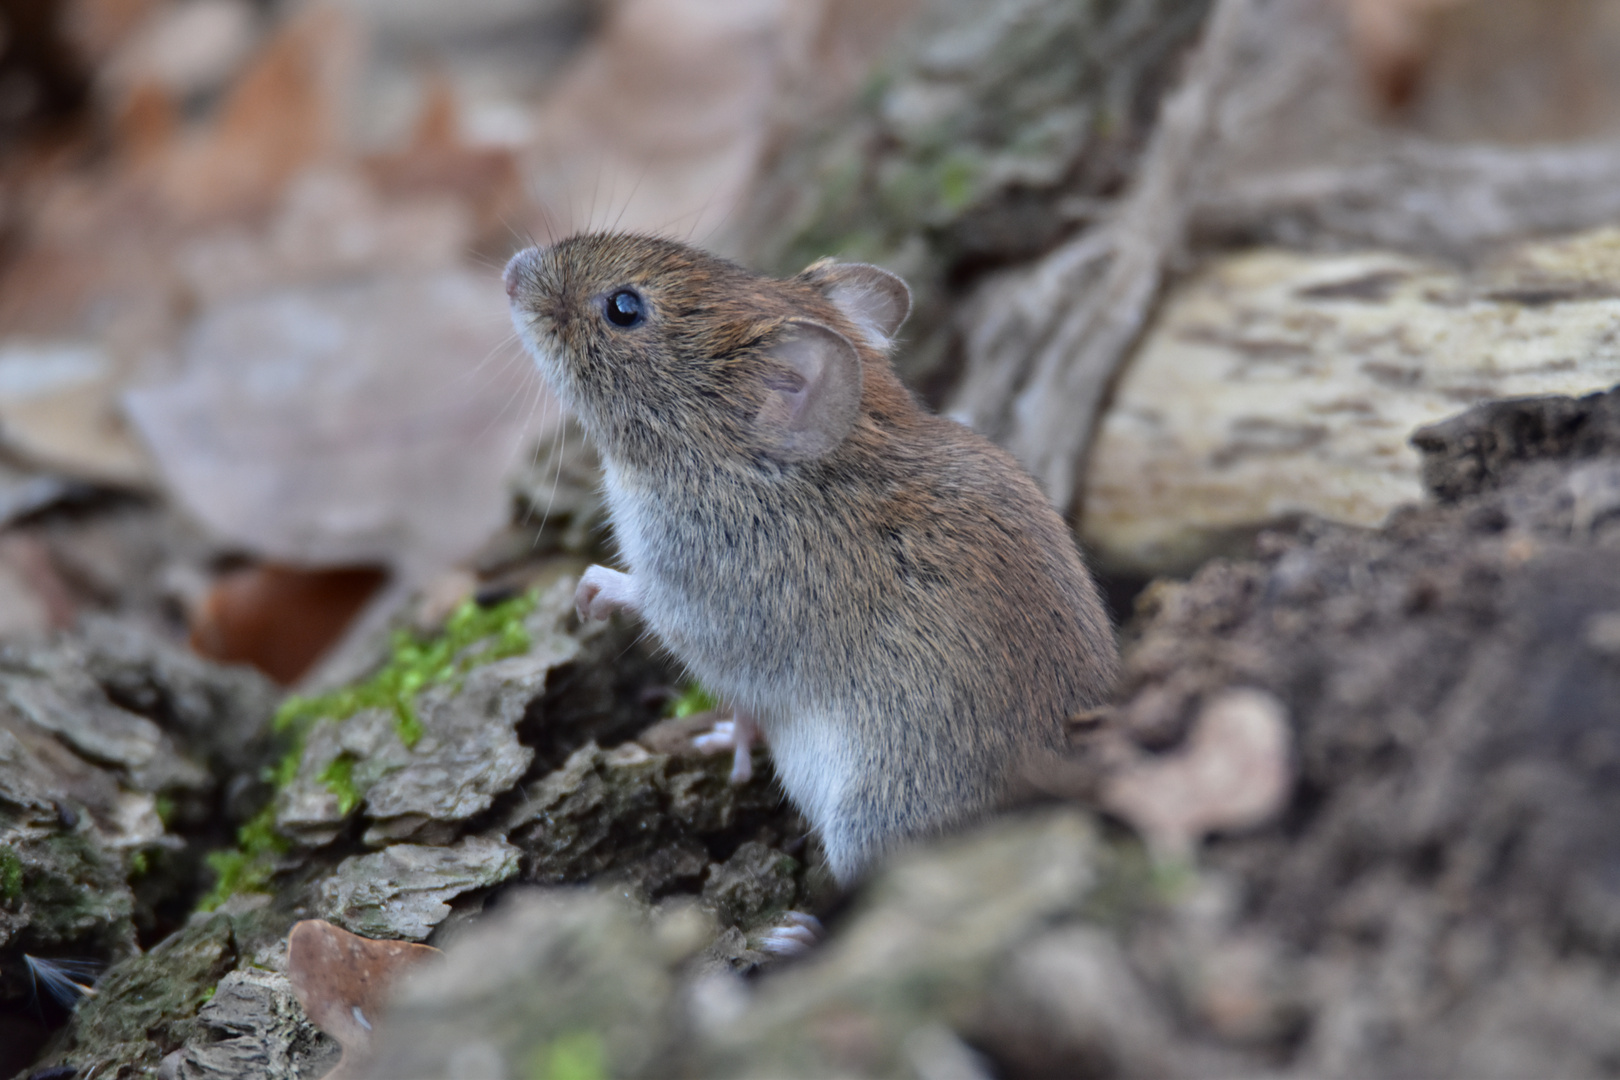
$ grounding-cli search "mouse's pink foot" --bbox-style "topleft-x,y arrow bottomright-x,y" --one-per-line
756,911 -> 824,958
575,565 -> 640,622
692,710 -> 762,785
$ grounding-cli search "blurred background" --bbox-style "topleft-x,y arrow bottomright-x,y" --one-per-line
0,0 -> 925,687
0,0 -> 1618,682
6,2 -> 1620,1077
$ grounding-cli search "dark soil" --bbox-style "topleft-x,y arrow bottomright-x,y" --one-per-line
1088,385 -> 1620,1077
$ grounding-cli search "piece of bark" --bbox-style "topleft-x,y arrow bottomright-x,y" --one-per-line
1077,231 -> 1620,576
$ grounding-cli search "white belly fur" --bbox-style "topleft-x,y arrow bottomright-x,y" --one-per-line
605,465 -> 860,872
765,711 -> 854,866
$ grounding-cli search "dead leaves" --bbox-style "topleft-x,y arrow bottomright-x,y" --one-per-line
1101,688 -> 1294,859
1341,0 -> 1620,135
122,267 -> 540,579
0,0 -> 925,678
0,339 -> 152,486
285,919 -> 441,1079
524,0 -> 917,242
146,5 -> 357,221
188,564 -> 388,685
1343,0 -> 1474,109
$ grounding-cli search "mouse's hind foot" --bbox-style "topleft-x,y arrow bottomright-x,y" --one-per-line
755,911 -> 824,958
692,709 -> 762,785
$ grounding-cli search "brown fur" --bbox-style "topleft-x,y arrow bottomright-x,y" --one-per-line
506,233 -> 1118,882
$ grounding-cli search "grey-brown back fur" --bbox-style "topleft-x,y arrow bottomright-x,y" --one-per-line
506,233 -> 1118,881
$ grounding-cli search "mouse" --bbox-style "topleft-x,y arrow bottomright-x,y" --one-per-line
503,233 -> 1119,886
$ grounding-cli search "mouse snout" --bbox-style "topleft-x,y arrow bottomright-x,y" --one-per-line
503,248 -> 540,302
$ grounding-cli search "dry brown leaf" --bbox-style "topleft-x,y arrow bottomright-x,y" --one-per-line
362,77 -> 528,251
0,339 -> 155,486
0,7 -> 364,377
111,79 -> 182,166
153,4 -> 359,221
286,919 -> 441,1079
1342,0 -> 1474,108
522,0 -> 790,241
189,563 -> 388,685
176,166 -> 475,306
102,0 -> 260,102
62,0 -> 166,68
123,267 -> 547,581
1102,687 -> 1293,859
524,0 -> 915,247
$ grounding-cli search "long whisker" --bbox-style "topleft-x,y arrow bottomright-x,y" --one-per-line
26,955 -> 101,1011
610,165 -> 650,235
528,395 -> 567,534
694,186 -> 746,250
547,414 -> 568,533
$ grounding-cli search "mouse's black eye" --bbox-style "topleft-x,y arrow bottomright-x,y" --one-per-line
603,288 -> 645,328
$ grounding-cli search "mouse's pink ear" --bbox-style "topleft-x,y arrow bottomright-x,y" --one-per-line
802,262 -> 911,349
755,319 -> 864,461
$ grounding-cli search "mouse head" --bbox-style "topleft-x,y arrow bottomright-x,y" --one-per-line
504,233 -> 909,468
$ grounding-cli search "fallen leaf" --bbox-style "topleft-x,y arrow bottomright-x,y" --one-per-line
286,919 -> 441,1079
153,4 -> 360,221
123,268 -> 547,581
189,563 -> 389,685
1342,0 -> 1474,108
112,79 -> 183,166
62,0 -> 167,69
102,0 -> 261,102
522,0 -> 916,246
363,76 -> 529,253
0,338 -> 154,487
176,166 -> 475,306
1102,687 -> 1293,859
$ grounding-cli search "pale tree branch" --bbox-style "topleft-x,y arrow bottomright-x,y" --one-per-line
949,0 -> 1257,516
1192,136 -> 1620,254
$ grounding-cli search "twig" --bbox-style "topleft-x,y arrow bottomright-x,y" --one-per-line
950,0 -> 1257,515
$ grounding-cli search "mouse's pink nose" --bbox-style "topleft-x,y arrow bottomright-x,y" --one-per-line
503,249 -> 534,301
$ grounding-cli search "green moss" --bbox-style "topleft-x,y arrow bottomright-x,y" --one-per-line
667,683 -> 718,719
197,591 -> 542,912
153,794 -> 176,827
1080,837 -> 1198,929
127,850 -> 149,879
197,804 -> 290,912
0,846 -> 22,903
528,1030 -> 607,1080
35,831 -> 132,935
935,155 -> 979,213
317,753 -> 363,816
275,589 -> 539,750
51,911 -> 237,1076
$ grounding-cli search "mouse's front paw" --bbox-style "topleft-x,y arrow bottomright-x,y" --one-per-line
756,911 -> 824,958
575,565 -> 639,622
